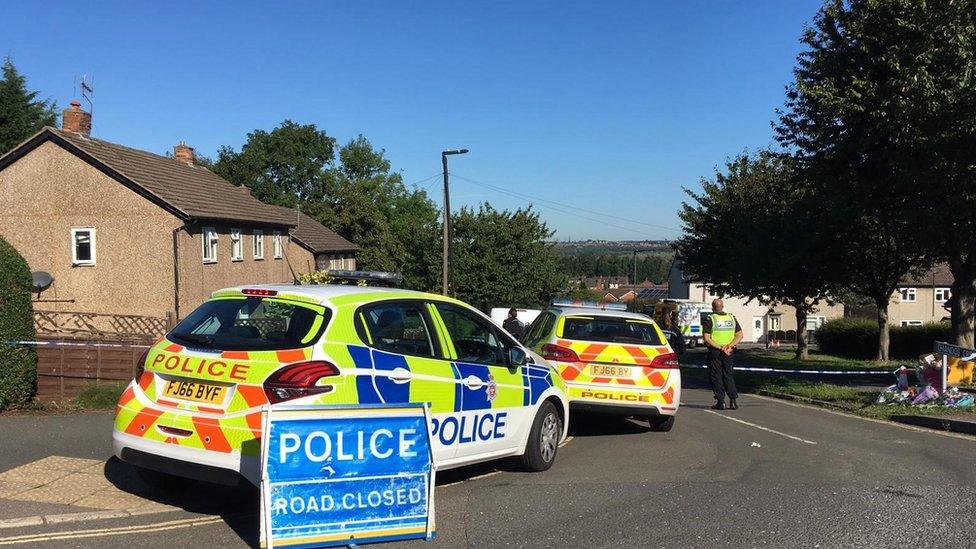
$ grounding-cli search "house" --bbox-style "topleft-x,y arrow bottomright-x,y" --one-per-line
273,206 -> 358,272
0,101 -> 352,330
879,264 -> 952,326
667,259 -> 845,343
584,276 -> 629,290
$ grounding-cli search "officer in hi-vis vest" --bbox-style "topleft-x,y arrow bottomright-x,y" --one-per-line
702,298 -> 743,410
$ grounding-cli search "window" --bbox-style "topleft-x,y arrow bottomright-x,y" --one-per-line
561,316 -> 665,345
359,302 -> 436,357
169,297 -> 330,351
230,229 -> 243,261
202,227 -> 218,263
768,315 -> 782,331
935,288 -> 951,302
523,312 -> 556,347
899,287 -> 917,302
253,230 -> 264,259
273,231 -> 283,259
900,320 -> 923,327
435,304 -> 507,365
70,227 -> 96,266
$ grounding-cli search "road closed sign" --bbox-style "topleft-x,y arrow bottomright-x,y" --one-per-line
260,404 -> 435,548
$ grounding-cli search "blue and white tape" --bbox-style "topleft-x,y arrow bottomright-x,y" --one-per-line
680,363 -> 893,375
3,340 -> 151,349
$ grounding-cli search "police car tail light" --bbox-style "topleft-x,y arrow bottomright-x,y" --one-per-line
242,288 -> 278,297
650,352 -> 680,369
541,343 -> 580,363
134,348 -> 149,381
263,361 -> 339,404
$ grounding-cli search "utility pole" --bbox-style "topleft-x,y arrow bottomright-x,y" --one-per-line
441,149 -> 468,295
633,249 -> 638,285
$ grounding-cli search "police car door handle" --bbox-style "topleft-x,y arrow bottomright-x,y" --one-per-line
390,368 -> 412,384
464,375 -> 484,389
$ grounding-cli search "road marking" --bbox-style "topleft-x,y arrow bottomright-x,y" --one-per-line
703,409 -> 817,445
559,435 -> 574,447
0,515 -> 230,545
746,393 -> 976,442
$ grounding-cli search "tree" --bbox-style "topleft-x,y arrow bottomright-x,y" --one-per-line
0,57 -> 57,156
774,0 -> 942,360
451,204 -> 566,311
214,120 -> 336,207
0,236 -> 36,409
675,152 -> 836,360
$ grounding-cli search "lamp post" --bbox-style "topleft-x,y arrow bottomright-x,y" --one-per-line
441,148 -> 468,295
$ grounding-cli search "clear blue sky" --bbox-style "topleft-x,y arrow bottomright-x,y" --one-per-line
3,0 -> 821,241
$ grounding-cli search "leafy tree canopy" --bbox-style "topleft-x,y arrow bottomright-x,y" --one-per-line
0,57 -> 57,155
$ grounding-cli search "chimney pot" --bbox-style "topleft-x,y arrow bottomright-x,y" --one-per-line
61,100 -> 92,136
173,142 -> 195,165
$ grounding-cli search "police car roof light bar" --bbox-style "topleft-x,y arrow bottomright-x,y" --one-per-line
327,270 -> 404,287
550,299 -> 628,311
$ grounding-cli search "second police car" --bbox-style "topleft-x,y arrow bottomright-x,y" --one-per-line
113,276 -> 569,486
522,300 -> 680,431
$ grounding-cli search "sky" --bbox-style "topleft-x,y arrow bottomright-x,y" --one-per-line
2,0 -> 822,241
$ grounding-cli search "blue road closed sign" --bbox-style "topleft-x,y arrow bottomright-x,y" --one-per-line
260,404 -> 435,548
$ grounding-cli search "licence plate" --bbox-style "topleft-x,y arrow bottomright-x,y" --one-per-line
590,364 -> 633,378
163,380 -> 227,404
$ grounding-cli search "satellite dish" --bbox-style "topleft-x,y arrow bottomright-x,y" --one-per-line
31,272 -> 53,294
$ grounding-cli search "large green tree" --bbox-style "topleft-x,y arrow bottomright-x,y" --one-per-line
675,152 -> 836,360
0,57 -> 57,156
214,120 -> 336,207
774,0 -> 953,360
451,204 -> 566,310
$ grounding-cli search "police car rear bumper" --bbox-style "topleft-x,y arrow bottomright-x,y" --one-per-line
570,401 -> 676,417
113,431 -> 261,486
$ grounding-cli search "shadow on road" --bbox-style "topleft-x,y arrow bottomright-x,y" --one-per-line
568,411 -> 649,437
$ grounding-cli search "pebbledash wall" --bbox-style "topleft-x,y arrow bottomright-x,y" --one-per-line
0,140 -> 312,323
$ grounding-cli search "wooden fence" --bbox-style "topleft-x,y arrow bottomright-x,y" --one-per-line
34,336 -> 150,402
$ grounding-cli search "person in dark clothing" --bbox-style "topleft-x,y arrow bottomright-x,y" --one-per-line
502,308 -> 526,340
702,298 -> 743,410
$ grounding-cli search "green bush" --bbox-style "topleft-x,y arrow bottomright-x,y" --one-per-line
0,236 -> 36,409
817,317 -> 952,360
74,383 -> 126,409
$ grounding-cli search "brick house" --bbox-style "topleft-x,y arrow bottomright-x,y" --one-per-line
0,101 -> 356,331
273,206 -> 359,272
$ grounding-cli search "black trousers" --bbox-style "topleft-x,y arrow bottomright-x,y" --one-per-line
708,349 -> 738,400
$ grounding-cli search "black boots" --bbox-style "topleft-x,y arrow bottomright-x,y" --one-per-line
711,400 -> 725,410
729,399 -> 739,410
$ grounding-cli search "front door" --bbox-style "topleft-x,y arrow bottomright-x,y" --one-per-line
752,316 -> 764,342
431,303 -> 529,459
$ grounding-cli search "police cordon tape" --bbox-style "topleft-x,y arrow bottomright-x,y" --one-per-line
680,363 -> 893,375
4,340 -> 151,349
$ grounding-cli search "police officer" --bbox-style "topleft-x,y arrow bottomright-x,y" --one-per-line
502,308 -> 526,340
702,298 -> 743,410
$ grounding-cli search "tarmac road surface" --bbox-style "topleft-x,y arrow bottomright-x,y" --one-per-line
0,387 -> 973,549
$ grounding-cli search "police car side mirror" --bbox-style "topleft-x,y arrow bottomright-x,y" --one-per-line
508,347 -> 527,367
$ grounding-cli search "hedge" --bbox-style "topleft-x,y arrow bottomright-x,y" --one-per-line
0,237 -> 36,409
816,317 -> 952,360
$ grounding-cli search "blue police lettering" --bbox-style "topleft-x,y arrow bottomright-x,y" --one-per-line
430,412 -> 507,445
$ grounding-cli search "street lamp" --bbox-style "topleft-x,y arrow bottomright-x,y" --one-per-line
441,148 -> 469,295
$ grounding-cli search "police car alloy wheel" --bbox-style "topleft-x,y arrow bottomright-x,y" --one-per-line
521,401 -> 561,472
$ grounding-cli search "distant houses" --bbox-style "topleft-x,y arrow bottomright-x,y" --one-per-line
0,101 -> 356,335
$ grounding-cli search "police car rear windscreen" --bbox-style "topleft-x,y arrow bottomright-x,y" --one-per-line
168,297 -> 330,351
563,317 -> 664,345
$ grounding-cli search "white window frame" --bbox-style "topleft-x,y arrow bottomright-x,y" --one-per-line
935,288 -> 950,302
273,231 -> 283,259
202,227 -> 218,263
70,227 -> 96,266
899,287 -> 917,302
900,320 -> 923,327
253,229 -> 264,260
230,228 -> 243,261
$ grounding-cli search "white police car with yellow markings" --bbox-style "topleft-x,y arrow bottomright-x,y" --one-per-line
113,276 -> 569,486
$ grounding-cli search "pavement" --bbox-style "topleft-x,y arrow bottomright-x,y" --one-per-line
0,388 -> 973,548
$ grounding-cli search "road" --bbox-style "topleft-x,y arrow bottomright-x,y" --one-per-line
0,387 -> 973,548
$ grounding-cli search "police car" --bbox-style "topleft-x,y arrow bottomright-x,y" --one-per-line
113,276 -> 569,486
522,300 -> 680,431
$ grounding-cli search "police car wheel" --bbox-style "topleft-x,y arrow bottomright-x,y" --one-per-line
647,415 -> 675,432
521,401 -> 561,472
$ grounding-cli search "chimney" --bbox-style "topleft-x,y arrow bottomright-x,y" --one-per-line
61,100 -> 92,136
238,185 -> 251,195
173,141 -> 195,165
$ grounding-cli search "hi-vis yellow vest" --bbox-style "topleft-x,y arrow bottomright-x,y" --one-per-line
709,313 -> 736,346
